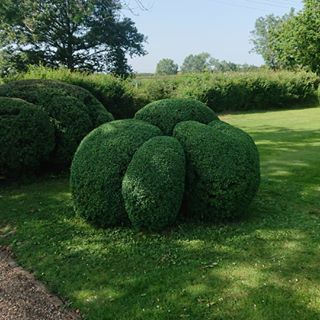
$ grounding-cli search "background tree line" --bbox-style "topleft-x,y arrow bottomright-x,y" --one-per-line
156,53 -> 259,75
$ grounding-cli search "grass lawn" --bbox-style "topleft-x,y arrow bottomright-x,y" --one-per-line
1,107 -> 320,320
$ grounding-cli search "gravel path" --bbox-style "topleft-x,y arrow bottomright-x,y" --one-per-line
0,247 -> 80,320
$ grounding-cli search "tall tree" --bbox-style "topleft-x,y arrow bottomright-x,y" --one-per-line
156,58 -> 178,75
270,0 -> 320,74
0,0 -> 146,76
250,9 -> 295,69
180,52 -> 211,73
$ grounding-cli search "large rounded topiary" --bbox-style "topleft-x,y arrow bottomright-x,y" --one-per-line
135,98 -> 219,135
173,120 -> 260,221
122,136 -> 186,231
0,97 -> 55,178
0,80 -> 113,168
70,119 -> 162,227
71,98 -> 260,231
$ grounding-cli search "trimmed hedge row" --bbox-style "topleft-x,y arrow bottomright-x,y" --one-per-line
135,71 -> 319,112
71,98 -> 260,231
0,97 -> 55,178
0,80 -> 113,169
11,67 -> 319,119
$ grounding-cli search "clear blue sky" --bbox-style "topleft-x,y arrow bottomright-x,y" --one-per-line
126,0 -> 303,73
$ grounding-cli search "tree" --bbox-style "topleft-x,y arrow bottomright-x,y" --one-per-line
0,0 -> 146,76
269,0 -> 320,74
209,58 -> 240,72
250,9 -> 295,69
155,58 -> 178,75
180,52 -> 211,73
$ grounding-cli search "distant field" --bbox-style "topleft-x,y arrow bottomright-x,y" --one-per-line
1,107 -> 320,319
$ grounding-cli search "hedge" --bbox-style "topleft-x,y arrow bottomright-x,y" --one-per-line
173,120 -> 260,221
0,79 -> 113,168
0,97 -> 55,178
70,119 -> 162,227
122,136 -> 185,231
135,98 -> 219,135
9,67 -> 319,119
14,66 -> 136,119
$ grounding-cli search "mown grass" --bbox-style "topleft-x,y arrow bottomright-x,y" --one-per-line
1,107 -> 320,319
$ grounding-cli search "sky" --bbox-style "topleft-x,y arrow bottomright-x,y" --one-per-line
125,0 -> 304,73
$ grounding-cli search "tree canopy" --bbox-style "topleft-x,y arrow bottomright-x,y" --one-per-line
250,9 -> 295,69
0,0 -> 146,76
270,0 -> 320,74
251,1 -> 320,74
155,58 -> 178,75
180,52 -> 211,73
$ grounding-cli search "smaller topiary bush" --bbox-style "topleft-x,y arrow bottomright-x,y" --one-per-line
0,79 -> 114,168
135,98 -> 219,135
71,98 -> 260,231
173,120 -> 260,221
122,136 -> 185,231
70,119 -> 162,227
0,97 -> 55,178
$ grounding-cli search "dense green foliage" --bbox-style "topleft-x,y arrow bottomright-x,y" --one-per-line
71,98 -> 259,230
156,59 -> 178,75
0,79 -> 113,168
135,98 -> 219,135
269,0 -> 320,74
13,66 -> 136,119
180,53 -> 211,73
253,1 -> 320,75
174,120 -> 260,221
0,97 -> 55,178
250,10 -> 295,69
133,71 -> 319,112
10,66 -> 319,116
0,0 -> 145,76
122,136 -> 185,231
70,119 -> 162,228
2,107 -> 320,319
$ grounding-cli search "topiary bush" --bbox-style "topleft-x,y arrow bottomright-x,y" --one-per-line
0,97 -> 55,178
0,80 -> 114,168
70,98 -> 260,231
70,119 -> 162,227
122,136 -> 186,231
135,98 -> 219,135
173,120 -> 260,221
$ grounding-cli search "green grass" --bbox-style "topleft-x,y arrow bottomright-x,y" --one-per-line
1,107 -> 320,319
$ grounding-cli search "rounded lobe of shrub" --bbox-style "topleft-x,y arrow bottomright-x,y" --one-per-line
70,119 -> 162,227
122,136 -> 186,231
0,80 -> 114,168
135,98 -> 219,135
0,97 -> 55,178
173,120 -> 260,221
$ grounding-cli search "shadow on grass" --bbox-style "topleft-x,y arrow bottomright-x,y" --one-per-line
1,126 -> 320,319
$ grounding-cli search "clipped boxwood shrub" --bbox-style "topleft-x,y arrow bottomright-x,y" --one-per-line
122,136 -> 185,231
0,80 -> 113,168
71,98 -> 260,231
0,97 -> 55,178
135,98 -> 218,135
70,119 -> 162,227
17,66 -> 136,119
173,120 -> 260,221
